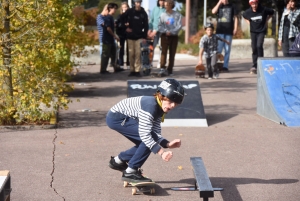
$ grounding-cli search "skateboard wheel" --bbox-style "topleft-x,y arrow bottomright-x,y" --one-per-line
124,181 -> 129,187
150,188 -> 155,194
132,188 -> 137,195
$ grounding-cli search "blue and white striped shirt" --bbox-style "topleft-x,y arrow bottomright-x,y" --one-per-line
110,96 -> 167,153
96,14 -> 105,43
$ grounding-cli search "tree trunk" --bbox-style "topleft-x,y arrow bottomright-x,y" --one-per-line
189,0 -> 199,36
3,1 -> 14,101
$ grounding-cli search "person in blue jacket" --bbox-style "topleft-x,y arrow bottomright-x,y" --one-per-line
148,0 -> 166,67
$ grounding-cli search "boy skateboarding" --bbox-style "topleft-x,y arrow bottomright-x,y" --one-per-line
106,78 -> 184,183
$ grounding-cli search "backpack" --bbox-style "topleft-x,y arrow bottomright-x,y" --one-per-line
289,33 -> 300,56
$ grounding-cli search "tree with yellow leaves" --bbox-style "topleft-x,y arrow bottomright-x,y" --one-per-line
0,0 -> 89,125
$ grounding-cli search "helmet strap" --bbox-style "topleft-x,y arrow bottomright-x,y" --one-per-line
156,96 -> 166,122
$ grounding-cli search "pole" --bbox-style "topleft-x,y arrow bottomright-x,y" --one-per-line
185,0 -> 190,44
203,0 -> 207,26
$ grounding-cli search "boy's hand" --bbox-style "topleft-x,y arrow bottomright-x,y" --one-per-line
162,151 -> 173,161
198,61 -> 203,66
168,139 -> 181,148
114,35 -> 120,42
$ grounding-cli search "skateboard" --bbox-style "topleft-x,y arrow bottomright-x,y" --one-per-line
195,64 -> 205,78
140,40 -> 153,76
114,41 -> 121,67
216,53 -> 224,72
123,181 -> 156,195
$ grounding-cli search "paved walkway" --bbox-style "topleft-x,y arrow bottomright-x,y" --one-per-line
1,52 -> 299,201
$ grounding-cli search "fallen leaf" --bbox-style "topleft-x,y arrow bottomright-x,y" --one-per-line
178,166 -> 183,170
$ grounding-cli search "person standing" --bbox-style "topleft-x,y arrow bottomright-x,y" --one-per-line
157,0 -> 182,76
148,0 -> 166,68
96,4 -> 108,60
100,3 -> 124,74
198,23 -> 230,79
278,0 -> 300,57
212,0 -> 238,72
123,0 -> 149,77
242,0 -> 274,74
115,2 -> 130,68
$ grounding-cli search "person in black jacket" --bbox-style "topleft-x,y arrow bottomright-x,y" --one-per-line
123,0 -> 149,77
242,0 -> 274,74
115,2 -> 130,68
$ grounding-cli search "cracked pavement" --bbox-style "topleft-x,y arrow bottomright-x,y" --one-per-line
1,54 -> 300,201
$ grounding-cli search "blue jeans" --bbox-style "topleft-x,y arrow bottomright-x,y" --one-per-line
217,34 -> 233,69
106,111 -> 159,170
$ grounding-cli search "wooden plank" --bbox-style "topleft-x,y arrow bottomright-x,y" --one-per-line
0,170 -> 11,201
0,171 -> 9,177
190,157 -> 214,198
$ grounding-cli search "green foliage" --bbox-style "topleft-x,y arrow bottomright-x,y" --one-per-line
177,42 -> 199,56
0,0 -> 89,125
83,0 -> 100,9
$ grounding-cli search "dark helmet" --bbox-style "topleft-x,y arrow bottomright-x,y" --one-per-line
157,79 -> 185,104
204,23 -> 214,30
133,0 -> 142,2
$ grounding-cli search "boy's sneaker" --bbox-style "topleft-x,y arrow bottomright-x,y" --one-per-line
109,156 -> 128,172
208,77 -> 212,80
122,169 -> 152,183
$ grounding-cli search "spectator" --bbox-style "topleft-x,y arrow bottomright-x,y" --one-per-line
278,0 -> 300,57
115,2 -> 130,68
148,0 -> 166,68
123,0 -> 149,77
96,4 -> 108,59
157,0 -> 182,76
242,0 -> 274,74
198,23 -> 230,79
100,3 -> 124,74
212,0 -> 238,72
107,78 -> 184,182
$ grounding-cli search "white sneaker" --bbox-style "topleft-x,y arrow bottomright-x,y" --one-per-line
208,77 -> 212,80
157,64 -> 160,68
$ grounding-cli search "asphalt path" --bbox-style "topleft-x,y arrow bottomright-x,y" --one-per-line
1,52 -> 299,201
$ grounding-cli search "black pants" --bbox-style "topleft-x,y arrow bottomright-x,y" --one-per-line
206,54 -> 218,78
160,34 -> 178,74
101,43 -> 116,72
251,32 -> 265,68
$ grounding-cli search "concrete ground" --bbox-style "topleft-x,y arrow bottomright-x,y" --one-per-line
1,52 -> 299,201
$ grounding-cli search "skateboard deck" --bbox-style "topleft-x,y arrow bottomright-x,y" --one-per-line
216,53 -> 224,71
195,64 -> 205,78
140,40 -> 153,76
114,41 -> 121,67
123,181 -> 156,195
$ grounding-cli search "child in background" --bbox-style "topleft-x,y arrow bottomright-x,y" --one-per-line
198,23 -> 230,79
